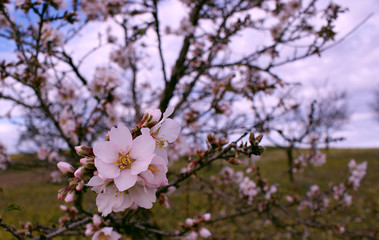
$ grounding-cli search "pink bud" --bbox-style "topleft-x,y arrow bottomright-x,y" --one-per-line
199,227 -> 212,238
85,224 -> 94,237
57,162 -> 75,177
168,186 -> 177,193
57,193 -> 64,199
92,214 -> 102,227
80,158 -> 87,166
202,213 -> 211,221
75,145 -> 94,157
76,184 -> 83,191
185,218 -> 194,227
74,166 -> 83,178
64,191 -> 75,203
59,205 -> 68,211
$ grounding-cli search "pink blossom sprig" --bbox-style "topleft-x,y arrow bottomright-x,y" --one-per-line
86,107 -> 180,216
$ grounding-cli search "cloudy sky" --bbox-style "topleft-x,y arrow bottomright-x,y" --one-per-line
275,0 -> 379,148
0,0 -> 378,153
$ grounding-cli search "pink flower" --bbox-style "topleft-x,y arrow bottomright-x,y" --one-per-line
139,155 -> 169,188
92,227 -> 121,240
94,125 -> 155,191
128,180 -> 157,209
95,185 -> 132,217
87,175 -> 110,193
147,107 -> 181,165
151,107 -> 181,146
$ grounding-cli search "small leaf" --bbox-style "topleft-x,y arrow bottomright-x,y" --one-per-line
3,203 -> 21,214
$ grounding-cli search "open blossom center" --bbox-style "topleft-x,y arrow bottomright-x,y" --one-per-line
114,150 -> 135,170
98,232 -> 110,240
148,166 -> 159,174
155,137 -> 169,150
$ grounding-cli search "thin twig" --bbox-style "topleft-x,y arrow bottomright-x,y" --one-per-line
0,218 -> 26,240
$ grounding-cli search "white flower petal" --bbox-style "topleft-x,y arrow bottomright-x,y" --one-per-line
96,194 -> 112,216
149,109 -> 162,122
154,147 -> 168,165
162,106 -> 174,119
130,154 -> 154,175
95,158 -> 120,179
157,119 -> 181,143
129,184 -> 157,209
110,124 -> 132,152
114,169 -> 138,191
87,176 -> 109,193
93,141 -> 119,163
113,193 -> 132,212
130,129 -> 155,159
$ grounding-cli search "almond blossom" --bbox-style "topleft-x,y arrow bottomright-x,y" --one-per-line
94,125 -> 155,191
149,107 -> 181,163
139,155 -> 169,188
92,227 -> 121,240
95,185 -> 133,217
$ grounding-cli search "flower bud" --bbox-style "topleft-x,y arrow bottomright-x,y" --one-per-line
59,205 -> 68,211
64,191 -> 75,203
217,138 -> 229,147
85,224 -> 94,237
57,162 -> 75,177
167,186 -> 177,194
185,218 -> 194,227
92,214 -> 102,227
228,158 -> 241,165
74,166 -> 84,178
199,227 -> 212,238
76,183 -> 83,191
75,145 -> 94,157
255,134 -> 263,143
145,121 -> 158,128
249,132 -> 255,143
202,213 -> 211,221
136,113 -> 150,128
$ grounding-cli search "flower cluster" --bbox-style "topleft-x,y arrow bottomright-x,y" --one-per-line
85,214 -> 121,240
110,47 -> 135,70
183,213 -> 212,240
330,183 -> 352,206
81,0 -> 123,20
239,177 -> 260,204
292,150 -> 326,173
298,184 -> 330,211
219,166 -> 243,184
58,205 -> 79,226
57,161 -> 85,203
89,67 -> 120,99
86,107 -> 180,216
348,159 -> 367,190
309,150 -> 326,166
59,107 -> 79,145
41,23 -> 64,50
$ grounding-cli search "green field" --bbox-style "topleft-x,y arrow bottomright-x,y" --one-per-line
0,148 -> 378,239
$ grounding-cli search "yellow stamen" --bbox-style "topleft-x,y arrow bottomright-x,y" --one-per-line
114,150 -> 135,170
98,232 -> 110,240
148,166 -> 159,174
156,139 -> 169,149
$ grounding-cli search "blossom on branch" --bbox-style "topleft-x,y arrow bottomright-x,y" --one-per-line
94,125 -> 155,191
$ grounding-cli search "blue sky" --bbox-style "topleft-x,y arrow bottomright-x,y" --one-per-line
0,0 -> 378,153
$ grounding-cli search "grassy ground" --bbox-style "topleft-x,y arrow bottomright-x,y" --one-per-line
0,148 -> 378,239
